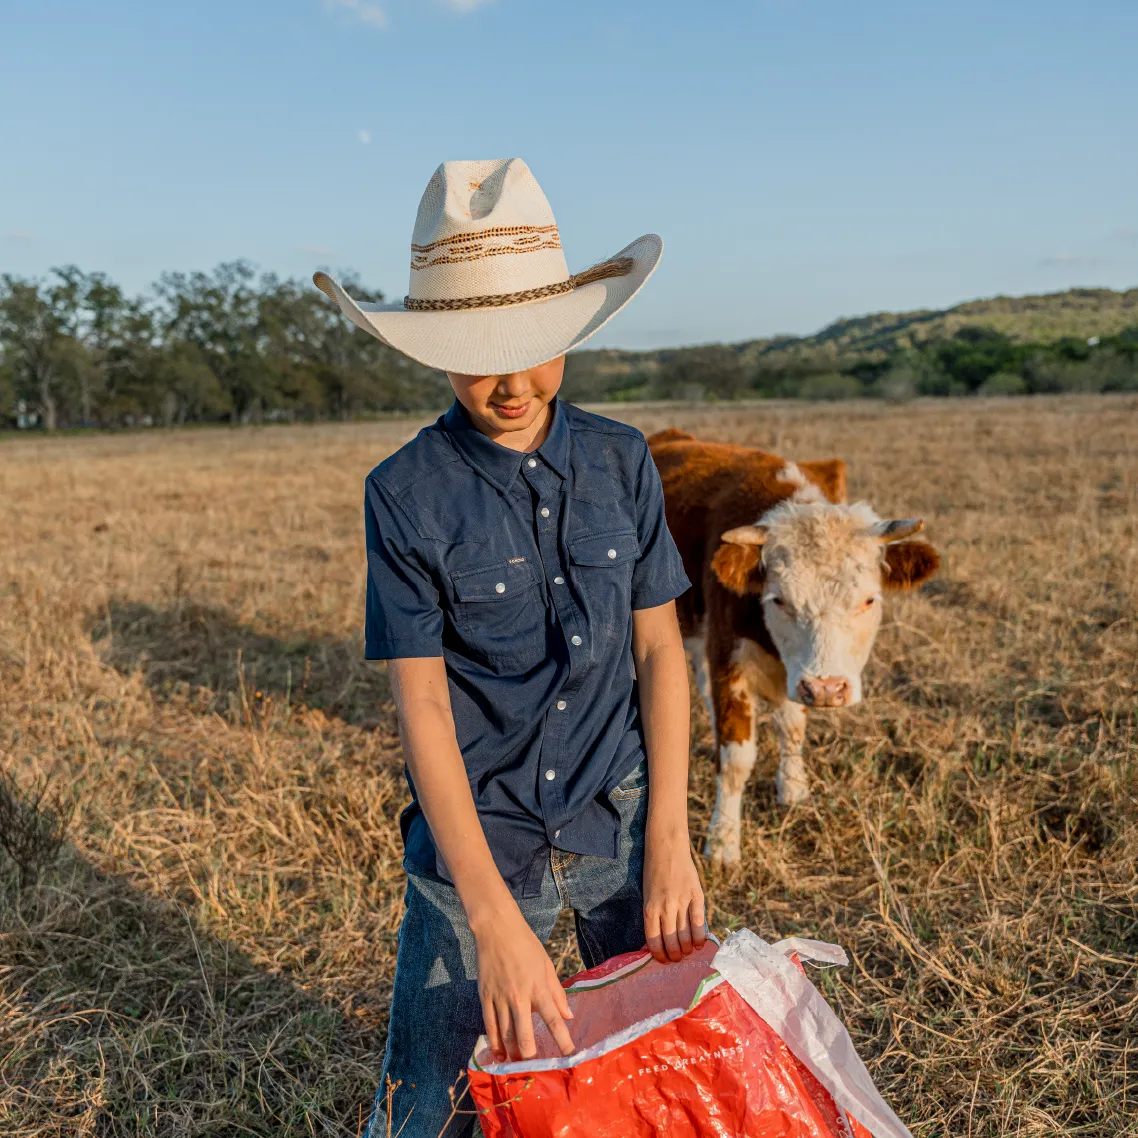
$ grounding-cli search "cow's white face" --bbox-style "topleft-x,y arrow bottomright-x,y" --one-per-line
759,509 -> 885,706
712,501 -> 939,708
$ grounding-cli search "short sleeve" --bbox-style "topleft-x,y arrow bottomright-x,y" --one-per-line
629,439 -> 691,610
364,477 -> 444,659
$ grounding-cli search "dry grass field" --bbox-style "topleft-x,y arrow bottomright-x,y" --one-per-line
1,395 -> 1136,1137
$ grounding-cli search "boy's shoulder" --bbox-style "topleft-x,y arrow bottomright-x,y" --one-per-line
365,416 -> 461,497
560,401 -> 647,450
365,402 -> 647,499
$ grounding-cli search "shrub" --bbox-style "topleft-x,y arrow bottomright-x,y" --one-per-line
0,770 -> 73,887
1025,356 -> 1103,394
978,371 -> 1027,396
656,345 -> 748,401
869,365 -> 917,402
796,373 -> 864,401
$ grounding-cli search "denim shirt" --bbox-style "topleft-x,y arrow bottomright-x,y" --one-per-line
363,398 -> 690,897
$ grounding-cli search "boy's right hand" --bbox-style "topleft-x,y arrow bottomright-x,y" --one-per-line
471,904 -> 575,1062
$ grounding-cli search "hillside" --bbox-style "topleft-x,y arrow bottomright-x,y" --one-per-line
803,286 -> 1138,354
563,286 -> 1138,401
577,287 -> 1138,370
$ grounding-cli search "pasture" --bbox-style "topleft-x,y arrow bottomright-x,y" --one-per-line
1,396 -> 1136,1137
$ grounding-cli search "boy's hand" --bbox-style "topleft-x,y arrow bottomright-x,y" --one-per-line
472,903 -> 575,1062
643,828 -> 707,963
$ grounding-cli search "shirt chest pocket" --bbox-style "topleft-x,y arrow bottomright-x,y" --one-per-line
449,560 -> 547,672
567,531 -> 640,641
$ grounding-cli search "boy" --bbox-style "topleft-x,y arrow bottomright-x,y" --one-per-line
315,158 -> 705,1138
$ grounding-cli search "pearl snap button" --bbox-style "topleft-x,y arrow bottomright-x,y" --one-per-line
556,699 -> 567,711
544,769 -> 556,781
607,548 -> 617,559
540,507 -> 550,518
554,829 -> 560,839
494,582 -> 505,594
527,458 -> 537,468
553,576 -> 564,585
571,635 -> 582,646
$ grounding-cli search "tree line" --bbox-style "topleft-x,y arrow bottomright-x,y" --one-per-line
0,263 -> 448,431
3,263 -> 1137,431
562,325 -> 1138,404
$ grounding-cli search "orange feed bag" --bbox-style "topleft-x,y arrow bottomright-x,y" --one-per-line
468,930 -> 912,1138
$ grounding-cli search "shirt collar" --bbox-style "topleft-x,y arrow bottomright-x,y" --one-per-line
443,397 -> 570,492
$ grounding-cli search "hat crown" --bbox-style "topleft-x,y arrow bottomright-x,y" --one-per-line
408,159 -> 570,302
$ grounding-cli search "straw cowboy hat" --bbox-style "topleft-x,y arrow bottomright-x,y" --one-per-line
312,158 -> 662,376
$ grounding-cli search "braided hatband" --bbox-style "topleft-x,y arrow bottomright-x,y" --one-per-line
403,256 -> 635,312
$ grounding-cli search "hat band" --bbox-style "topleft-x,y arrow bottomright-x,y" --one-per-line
403,256 -> 634,313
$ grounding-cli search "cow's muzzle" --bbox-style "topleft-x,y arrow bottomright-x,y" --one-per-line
797,675 -> 852,708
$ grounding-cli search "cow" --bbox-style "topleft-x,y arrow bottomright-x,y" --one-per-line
648,428 -> 940,867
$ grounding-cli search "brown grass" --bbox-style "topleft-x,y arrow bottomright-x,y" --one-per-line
1,395 -> 1136,1137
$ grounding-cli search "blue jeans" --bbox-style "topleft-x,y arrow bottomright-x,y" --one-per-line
368,763 -> 649,1138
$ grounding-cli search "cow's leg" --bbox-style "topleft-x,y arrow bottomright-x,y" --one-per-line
773,700 -> 809,806
683,630 -> 715,735
704,666 -> 756,868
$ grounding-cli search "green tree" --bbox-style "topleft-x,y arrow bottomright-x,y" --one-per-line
0,275 -> 84,430
157,261 -> 276,422
656,345 -> 747,400
931,327 -> 1024,392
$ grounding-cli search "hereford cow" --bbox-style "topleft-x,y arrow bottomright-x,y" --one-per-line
649,429 -> 940,867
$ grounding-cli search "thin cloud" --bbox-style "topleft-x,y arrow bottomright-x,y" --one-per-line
358,128 -> 372,144
325,0 -> 387,30
1041,251 -> 1095,267
4,229 -> 34,243
299,243 -> 336,257
323,0 -> 491,29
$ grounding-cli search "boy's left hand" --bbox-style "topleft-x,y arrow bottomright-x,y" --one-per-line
643,829 -> 706,963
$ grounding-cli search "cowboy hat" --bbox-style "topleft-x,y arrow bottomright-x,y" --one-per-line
312,158 -> 662,376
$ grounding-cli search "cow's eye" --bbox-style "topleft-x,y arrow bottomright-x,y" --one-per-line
862,596 -> 879,611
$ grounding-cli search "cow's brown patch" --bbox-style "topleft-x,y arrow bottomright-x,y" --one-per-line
730,635 -> 788,707
710,542 -> 763,595
646,427 -> 694,446
716,670 -> 754,746
884,540 -> 941,590
798,458 -> 848,504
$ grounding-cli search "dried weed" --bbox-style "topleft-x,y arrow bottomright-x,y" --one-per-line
1,397 -> 1136,1136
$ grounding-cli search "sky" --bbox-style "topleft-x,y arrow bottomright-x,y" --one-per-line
1,0 -> 1136,349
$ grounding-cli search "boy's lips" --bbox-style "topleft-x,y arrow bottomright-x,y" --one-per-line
491,401 -> 531,420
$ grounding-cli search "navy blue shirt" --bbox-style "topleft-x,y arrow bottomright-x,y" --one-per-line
364,398 -> 690,897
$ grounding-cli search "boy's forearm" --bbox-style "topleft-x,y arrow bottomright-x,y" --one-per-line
632,604 -> 692,840
388,657 -> 516,929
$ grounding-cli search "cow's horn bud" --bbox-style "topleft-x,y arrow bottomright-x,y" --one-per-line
721,525 -> 768,546
870,518 -> 924,543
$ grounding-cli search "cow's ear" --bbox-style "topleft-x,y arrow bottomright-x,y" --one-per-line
883,541 -> 940,590
798,458 -> 847,504
711,543 -> 763,594
711,528 -> 766,595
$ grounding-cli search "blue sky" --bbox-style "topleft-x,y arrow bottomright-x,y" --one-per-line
1,0 -> 1135,348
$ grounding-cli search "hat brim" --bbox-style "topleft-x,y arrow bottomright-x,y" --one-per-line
312,234 -> 662,375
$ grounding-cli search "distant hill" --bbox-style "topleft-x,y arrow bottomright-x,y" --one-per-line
563,286 -> 1138,401
576,287 -> 1138,372
797,286 -> 1138,354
